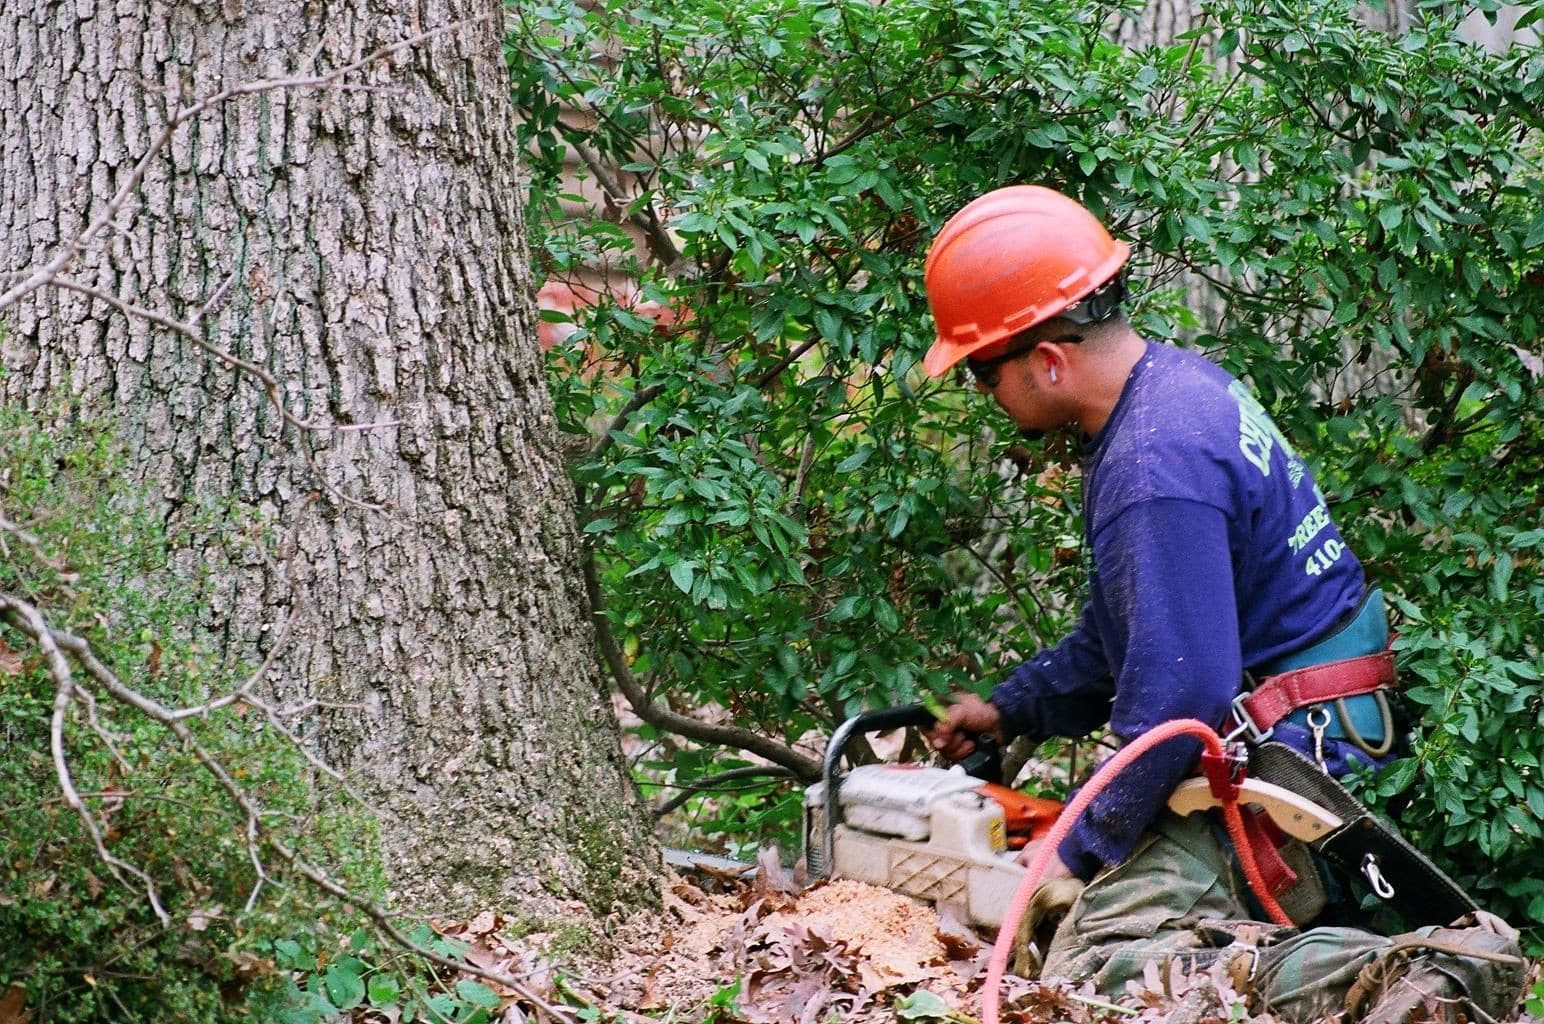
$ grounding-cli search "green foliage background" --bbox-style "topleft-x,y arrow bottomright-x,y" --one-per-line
511,0 -> 1544,931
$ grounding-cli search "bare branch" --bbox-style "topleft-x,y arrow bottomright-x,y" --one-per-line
791,433 -> 818,504
52,276 -> 401,440
579,549 -> 822,782
0,513 -> 77,583
650,765 -> 795,818
564,133 -> 684,270
52,275 -> 394,512
72,683 -> 134,774
3,596 -> 171,924
588,383 -> 668,463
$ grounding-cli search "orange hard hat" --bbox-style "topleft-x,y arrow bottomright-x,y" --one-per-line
922,186 -> 1130,377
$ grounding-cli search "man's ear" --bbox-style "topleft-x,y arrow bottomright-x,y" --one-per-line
1036,341 -> 1070,384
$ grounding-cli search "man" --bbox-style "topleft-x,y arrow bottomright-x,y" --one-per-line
920,185 -> 1522,1023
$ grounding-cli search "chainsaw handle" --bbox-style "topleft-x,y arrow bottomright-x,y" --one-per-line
820,703 -> 1003,876
822,704 -> 938,783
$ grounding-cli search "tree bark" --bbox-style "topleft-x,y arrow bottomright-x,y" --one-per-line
0,0 -> 658,918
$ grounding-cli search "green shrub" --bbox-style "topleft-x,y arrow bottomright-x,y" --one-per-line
511,0 -> 1544,931
0,406 -> 383,1020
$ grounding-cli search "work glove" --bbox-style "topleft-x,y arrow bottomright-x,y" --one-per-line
1012,877 -> 1086,978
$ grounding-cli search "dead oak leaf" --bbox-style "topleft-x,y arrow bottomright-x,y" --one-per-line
0,984 -> 28,1024
0,640 -> 23,677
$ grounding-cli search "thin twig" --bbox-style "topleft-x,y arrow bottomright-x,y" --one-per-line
580,550 -> 821,782
588,383 -> 668,462
51,277 -> 400,438
4,597 -> 170,924
650,765 -> 795,818
0,514 -> 73,578
566,135 -> 683,269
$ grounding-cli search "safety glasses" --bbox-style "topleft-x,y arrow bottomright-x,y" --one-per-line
965,331 -> 1083,389
965,334 -> 1040,389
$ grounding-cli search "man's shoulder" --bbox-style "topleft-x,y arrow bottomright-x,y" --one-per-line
1138,341 -> 1237,396
1119,343 -> 1245,444
1088,344 -> 1258,520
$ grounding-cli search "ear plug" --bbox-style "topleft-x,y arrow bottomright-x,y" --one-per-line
1049,366 -> 1059,384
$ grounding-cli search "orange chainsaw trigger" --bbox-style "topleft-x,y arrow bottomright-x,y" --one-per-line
975,784 -> 1063,849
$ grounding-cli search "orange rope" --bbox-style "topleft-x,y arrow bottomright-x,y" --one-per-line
982,718 -> 1290,1024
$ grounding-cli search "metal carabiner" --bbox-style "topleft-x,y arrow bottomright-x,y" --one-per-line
1227,691 -> 1273,745
1361,853 -> 1396,899
1306,704 -> 1332,773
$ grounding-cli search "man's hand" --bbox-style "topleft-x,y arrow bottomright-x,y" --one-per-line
927,693 -> 1005,761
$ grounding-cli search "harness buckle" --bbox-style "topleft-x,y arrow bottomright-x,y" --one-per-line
1227,691 -> 1274,745
1200,747 -> 1246,802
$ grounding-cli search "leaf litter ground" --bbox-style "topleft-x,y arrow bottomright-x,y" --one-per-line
422,857 -> 1471,1024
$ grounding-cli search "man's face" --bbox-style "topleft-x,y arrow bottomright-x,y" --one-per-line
967,329 -> 1079,440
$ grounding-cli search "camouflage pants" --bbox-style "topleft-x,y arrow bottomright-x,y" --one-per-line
1041,811 -> 1525,1023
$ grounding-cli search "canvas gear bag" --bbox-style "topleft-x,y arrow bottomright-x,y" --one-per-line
1246,741 -> 1478,928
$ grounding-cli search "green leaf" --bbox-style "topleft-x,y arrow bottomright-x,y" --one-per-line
1489,553 -> 1513,602
324,964 -> 366,1011
836,446 -> 874,472
455,981 -> 501,1009
1377,758 -> 1420,796
669,560 -> 697,594
273,938 -> 306,968
426,994 -> 461,1022
368,975 -> 402,1008
1524,211 -> 1544,249
896,989 -> 954,1021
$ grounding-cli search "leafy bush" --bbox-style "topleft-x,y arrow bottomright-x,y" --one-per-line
510,0 -> 1544,931
0,407 -> 384,1020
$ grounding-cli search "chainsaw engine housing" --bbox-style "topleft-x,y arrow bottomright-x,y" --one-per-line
804,763 -> 1032,928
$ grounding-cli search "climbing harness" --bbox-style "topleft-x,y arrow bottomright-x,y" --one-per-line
1230,589 -> 1403,770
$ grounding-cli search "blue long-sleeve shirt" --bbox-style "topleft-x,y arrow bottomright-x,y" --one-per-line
990,342 -> 1364,880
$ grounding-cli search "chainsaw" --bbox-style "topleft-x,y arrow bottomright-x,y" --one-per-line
800,704 -> 1060,929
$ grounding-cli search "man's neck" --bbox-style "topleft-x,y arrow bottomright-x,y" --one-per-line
1073,332 -> 1147,437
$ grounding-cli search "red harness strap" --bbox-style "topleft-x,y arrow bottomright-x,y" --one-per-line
1236,648 -> 1396,734
1240,809 -> 1299,898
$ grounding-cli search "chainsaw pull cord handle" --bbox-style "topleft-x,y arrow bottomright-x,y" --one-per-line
982,718 -> 1290,1024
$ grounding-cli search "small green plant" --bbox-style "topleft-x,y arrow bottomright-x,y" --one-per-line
896,989 -> 978,1022
1525,976 -> 1544,1018
703,979 -> 746,1024
255,922 -> 506,1024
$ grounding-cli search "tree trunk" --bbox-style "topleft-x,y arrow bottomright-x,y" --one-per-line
0,0 -> 658,919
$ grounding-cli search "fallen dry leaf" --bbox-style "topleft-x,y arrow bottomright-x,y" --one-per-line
187,904 -> 223,932
0,640 -> 23,677
0,984 -> 27,1024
